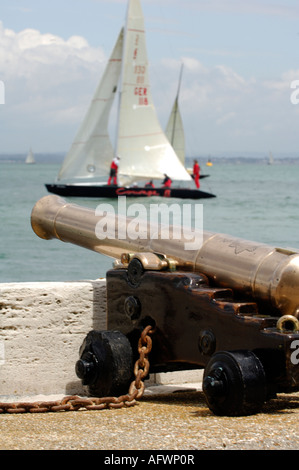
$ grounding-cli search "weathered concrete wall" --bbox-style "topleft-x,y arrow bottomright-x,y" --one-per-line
0,279 -> 203,399
0,280 -> 107,397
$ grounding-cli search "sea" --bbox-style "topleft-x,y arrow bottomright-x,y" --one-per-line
1,155 -> 299,283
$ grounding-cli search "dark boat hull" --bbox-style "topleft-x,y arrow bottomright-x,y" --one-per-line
45,183 -> 216,200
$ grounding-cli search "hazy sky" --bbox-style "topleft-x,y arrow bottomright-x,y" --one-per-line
1,0 -> 299,156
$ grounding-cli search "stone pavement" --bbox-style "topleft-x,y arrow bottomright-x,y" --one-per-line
1,379 -> 299,450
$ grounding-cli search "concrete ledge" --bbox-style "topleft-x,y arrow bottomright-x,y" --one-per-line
0,279 -> 107,397
0,279 -> 203,399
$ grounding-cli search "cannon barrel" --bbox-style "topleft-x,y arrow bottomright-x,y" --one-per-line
31,195 -> 299,317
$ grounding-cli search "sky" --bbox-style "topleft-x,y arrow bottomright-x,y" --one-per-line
1,0 -> 299,157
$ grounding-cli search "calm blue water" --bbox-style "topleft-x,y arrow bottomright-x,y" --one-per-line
0,160 -> 299,282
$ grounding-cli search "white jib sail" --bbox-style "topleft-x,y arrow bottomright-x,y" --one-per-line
57,29 -> 124,183
116,0 -> 191,186
166,64 -> 185,165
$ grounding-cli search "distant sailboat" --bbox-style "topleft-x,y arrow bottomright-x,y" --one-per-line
25,148 -> 35,164
268,151 -> 274,165
165,64 -> 185,166
46,0 -> 215,200
165,65 -> 209,181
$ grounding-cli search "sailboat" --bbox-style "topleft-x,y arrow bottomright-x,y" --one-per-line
25,148 -> 35,164
165,64 -> 209,181
268,151 -> 274,165
45,0 -> 215,200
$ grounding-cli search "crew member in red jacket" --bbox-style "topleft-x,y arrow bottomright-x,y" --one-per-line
107,156 -> 120,185
193,159 -> 200,189
162,174 -> 172,188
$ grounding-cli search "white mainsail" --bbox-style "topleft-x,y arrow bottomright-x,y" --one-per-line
57,29 -> 124,183
117,0 -> 191,186
56,0 -> 191,186
165,65 -> 185,165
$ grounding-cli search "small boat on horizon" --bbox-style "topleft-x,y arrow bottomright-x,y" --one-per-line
25,148 -> 35,164
268,151 -> 274,165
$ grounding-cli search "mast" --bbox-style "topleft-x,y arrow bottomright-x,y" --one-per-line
114,1 -> 130,159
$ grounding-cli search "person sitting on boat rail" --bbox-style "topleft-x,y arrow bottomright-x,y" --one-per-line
162,174 -> 172,188
192,159 -> 200,189
107,156 -> 120,185
145,180 -> 155,188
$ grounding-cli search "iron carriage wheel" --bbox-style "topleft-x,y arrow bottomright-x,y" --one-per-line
75,330 -> 134,397
203,350 -> 267,416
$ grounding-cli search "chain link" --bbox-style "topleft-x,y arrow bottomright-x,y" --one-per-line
0,325 -> 154,414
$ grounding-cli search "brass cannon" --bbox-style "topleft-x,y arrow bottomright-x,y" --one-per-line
31,195 -> 299,416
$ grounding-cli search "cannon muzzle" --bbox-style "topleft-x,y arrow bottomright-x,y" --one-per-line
31,195 -> 299,317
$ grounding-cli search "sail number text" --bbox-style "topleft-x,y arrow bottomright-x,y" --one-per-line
133,35 -> 148,106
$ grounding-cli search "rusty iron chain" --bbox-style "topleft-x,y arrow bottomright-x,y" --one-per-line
0,325 -> 154,414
